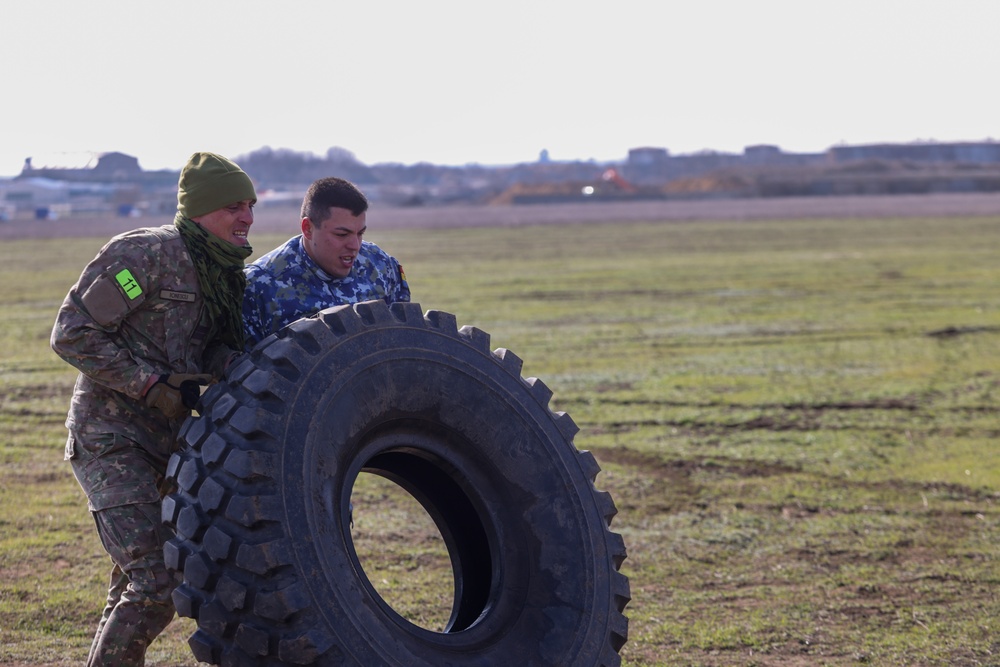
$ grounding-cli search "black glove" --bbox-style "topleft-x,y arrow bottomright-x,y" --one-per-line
144,373 -> 212,418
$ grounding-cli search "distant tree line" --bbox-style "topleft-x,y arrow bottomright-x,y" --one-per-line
234,146 -> 377,189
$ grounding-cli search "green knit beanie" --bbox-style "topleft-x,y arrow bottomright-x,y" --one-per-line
177,152 -> 257,219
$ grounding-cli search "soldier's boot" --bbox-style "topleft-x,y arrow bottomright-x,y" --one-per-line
86,563 -> 176,667
87,564 -> 127,665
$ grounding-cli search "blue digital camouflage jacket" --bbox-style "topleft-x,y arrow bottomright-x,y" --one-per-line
243,234 -> 410,348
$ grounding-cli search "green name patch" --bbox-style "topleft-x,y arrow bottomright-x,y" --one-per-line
115,269 -> 142,300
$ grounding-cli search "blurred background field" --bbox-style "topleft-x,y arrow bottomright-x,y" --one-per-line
1,204 -> 998,666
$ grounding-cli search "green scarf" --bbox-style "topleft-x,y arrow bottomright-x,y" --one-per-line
174,213 -> 253,350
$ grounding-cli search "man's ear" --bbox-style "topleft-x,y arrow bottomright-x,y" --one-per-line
301,217 -> 312,240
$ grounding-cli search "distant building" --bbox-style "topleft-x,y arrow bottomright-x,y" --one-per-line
0,177 -> 117,218
743,144 -> 783,163
20,151 -> 142,182
3,152 -> 174,217
828,141 -> 1000,164
627,147 -> 670,167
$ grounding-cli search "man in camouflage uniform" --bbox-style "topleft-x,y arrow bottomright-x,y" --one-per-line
243,176 -> 410,347
51,152 -> 257,667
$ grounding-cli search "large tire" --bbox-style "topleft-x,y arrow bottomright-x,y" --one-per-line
162,300 -> 630,666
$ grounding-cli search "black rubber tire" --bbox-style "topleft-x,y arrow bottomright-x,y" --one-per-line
162,300 -> 630,666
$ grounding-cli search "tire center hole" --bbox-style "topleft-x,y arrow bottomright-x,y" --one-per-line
349,471 -> 455,632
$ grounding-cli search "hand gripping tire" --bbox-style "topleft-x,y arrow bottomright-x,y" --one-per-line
162,300 -> 630,666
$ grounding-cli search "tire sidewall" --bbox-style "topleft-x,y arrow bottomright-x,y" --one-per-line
280,318 -> 607,664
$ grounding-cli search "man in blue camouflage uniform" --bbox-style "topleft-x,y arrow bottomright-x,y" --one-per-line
243,176 -> 410,347
51,152 -> 257,667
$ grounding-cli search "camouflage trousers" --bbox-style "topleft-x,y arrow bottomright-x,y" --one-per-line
67,431 -> 180,667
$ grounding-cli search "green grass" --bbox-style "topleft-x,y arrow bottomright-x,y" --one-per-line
1,212 -> 999,666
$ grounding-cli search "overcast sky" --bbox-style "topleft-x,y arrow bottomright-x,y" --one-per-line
2,0 -> 998,176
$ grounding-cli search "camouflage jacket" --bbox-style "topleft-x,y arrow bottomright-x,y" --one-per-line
51,225 -> 235,462
243,234 -> 410,348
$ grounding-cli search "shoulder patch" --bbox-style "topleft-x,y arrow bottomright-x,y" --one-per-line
82,271 -> 139,326
115,269 -> 143,300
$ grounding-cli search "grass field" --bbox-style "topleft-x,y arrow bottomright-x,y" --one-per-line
1,209 -> 999,666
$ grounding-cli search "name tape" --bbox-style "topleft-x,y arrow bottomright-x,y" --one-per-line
160,290 -> 196,302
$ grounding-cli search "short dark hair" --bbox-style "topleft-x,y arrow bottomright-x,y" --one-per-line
301,177 -> 368,224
